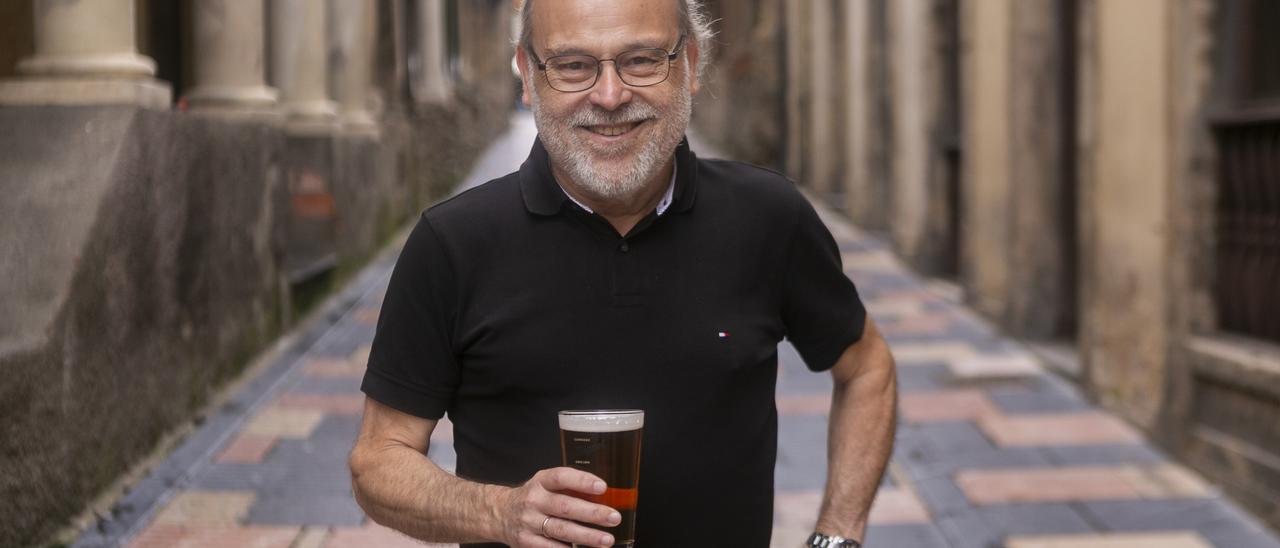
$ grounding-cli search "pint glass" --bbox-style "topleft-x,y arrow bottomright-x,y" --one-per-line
558,410 -> 644,547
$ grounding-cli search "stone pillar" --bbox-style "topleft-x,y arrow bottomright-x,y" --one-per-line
1081,0 -> 1173,428
842,0 -> 882,228
414,0 -> 452,104
330,0 -> 379,133
1005,0 -> 1074,337
21,0 -> 153,77
0,0 -> 170,108
849,0 -> 895,232
271,0 -> 338,134
806,0 -> 839,196
783,0 -> 811,181
960,0 -> 1013,320
186,0 -> 278,117
889,0 -> 930,263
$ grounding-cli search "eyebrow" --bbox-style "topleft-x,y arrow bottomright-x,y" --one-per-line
542,38 -> 675,58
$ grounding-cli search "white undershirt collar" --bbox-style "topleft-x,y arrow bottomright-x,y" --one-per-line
560,167 -> 678,216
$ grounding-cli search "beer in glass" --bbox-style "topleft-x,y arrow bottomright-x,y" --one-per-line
558,410 -> 643,547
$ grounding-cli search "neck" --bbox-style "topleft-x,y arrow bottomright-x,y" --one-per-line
553,156 -> 675,236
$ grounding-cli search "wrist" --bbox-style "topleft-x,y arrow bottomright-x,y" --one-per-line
481,483 -> 516,543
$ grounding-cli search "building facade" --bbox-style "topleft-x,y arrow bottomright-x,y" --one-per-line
0,1 -> 516,545
693,0 -> 1280,531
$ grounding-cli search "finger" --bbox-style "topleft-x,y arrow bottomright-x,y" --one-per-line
514,528 -> 569,548
541,516 -> 616,548
539,467 -> 607,495
540,492 -> 622,528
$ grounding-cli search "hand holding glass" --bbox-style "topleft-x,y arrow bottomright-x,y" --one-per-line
559,410 -> 644,548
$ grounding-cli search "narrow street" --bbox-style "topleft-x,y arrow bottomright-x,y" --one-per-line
73,115 -> 1280,548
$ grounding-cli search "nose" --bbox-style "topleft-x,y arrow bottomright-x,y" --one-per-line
588,60 -> 632,111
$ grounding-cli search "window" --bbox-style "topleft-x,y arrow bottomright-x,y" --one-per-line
1212,0 -> 1280,343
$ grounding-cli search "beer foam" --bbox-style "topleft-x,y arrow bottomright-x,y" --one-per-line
558,410 -> 644,432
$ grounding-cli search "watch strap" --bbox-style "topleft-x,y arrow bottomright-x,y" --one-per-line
805,532 -> 862,548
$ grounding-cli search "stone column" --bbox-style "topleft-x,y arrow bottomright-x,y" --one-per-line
1082,0 -> 1173,428
843,0 -> 873,225
782,0 -> 810,181
271,0 -> 338,134
960,0 -> 1013,320
889,0 -> 930,263
414,0 -> 452,104
186,0 -> 278,117
1005,0 -> 1074,337
330,0 -> 379,133
806,0 -> 839,196
0,0 -> 170,108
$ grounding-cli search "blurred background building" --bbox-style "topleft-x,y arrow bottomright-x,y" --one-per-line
0,1 -> 515,545
1,0 -> 1277,545
695,0 -> 1279,532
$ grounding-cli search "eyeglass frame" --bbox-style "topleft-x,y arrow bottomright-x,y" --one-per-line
527,33 -> 688,93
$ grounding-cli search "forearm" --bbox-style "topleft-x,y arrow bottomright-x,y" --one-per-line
816,348 -> 897,540
350,443 -> 508,543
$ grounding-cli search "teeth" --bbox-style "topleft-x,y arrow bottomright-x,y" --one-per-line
587,122 -> 639,137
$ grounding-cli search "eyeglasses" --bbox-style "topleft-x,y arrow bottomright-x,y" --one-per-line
530,34 -> 686,93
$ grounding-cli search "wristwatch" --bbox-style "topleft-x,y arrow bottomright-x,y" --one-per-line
805,532 -> 861,548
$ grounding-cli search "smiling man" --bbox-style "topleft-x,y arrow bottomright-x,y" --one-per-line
349,1 -> 897,547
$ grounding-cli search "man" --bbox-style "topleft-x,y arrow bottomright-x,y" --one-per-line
349,0 -> 897,546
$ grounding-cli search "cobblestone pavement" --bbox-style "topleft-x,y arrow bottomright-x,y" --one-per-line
75,114 -> 1280,547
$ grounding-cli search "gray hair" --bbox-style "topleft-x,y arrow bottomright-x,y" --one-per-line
516,0 -> 714,80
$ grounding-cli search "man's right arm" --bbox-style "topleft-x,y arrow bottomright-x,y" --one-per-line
349,397 -> 622,547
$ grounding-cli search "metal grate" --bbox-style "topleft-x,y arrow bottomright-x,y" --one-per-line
1213,117 -> 1280,344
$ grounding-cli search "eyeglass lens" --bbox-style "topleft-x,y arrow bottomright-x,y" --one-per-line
544,49 -> 671,92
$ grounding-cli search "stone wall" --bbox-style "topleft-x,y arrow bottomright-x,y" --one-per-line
691,0 -> 1280,532
690,0 -> 786,168
0,108 -> 289,547
0,63 -> 512,548
1136,0 -> 1280,529
959,0 -> 1076,338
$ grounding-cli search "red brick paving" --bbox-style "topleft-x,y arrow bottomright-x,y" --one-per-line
325,522 -> 454,548
129,524 -> 300,548
216,433 -> 279,464
276,392 -> 365,415
956,467 -> 1146,504
775,393 -> 833,416
978,412 -> 1143,447
899,389 -> 1001,423
302,357 -> 365,378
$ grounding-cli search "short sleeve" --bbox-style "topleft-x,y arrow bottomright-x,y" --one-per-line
360,215 -> 460,419
781,196 -> 867,372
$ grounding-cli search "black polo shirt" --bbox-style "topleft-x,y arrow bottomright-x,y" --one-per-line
362,137 -> 866,547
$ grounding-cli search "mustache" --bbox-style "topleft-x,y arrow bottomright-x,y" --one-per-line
569,103 -> 659,127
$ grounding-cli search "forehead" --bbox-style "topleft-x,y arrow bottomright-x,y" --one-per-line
530,0 -> 680,53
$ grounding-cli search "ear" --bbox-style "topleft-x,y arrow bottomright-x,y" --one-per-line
515,47 -> 534,107
685,36 -> 701,96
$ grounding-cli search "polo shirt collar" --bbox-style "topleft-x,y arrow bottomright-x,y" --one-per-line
562,169 -> 676,216
519,135 -> 699,216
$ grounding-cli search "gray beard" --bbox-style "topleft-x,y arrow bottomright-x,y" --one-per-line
531,78 -> 693,201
